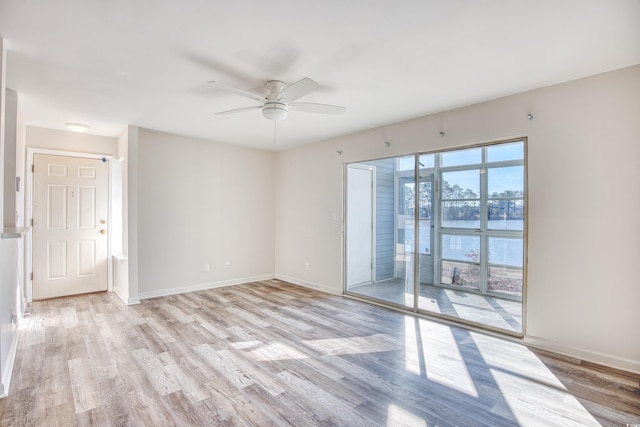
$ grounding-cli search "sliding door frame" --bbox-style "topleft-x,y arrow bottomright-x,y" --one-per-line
342,137 -> 528,338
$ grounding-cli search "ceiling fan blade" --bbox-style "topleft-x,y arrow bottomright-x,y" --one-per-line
216,105 -> 262,115
279,77 -> 318,102
289,102 -> 346,115
208,81 -> 265,102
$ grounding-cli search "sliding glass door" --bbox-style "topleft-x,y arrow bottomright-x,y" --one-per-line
344,139 -> 526,335
345,157 -> 416,307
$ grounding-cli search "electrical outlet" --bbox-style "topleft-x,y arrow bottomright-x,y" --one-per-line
225,261 -> 231,269
205,264 -> 210,272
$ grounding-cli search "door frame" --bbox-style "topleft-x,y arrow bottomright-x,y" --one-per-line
416,172 -> 435,288
26,148 -> 115,302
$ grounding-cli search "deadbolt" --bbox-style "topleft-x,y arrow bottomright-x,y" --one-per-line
100,219 -> 106,224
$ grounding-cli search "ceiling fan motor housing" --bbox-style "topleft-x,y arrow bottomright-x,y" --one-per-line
263,101 -> 288,121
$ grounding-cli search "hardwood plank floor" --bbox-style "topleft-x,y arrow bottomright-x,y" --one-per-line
1,280 -> 638,426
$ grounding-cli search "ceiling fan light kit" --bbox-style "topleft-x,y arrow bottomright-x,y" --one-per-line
211,77 -> 345,122
263,101 -> 288,121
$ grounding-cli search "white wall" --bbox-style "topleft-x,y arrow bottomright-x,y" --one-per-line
26,126 -> 117,156
135,128 -> 276,298
275,140 -> 345,294
275,65 -> 640,373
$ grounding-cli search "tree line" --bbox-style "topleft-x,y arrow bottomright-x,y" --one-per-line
403,181 -> 524,221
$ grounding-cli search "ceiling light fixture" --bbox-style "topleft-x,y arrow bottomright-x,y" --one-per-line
262,102 -> 288,121
65,122 -> 90,132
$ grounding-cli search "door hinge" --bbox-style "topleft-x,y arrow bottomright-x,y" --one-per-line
30,272 -> 33,281
31,164 -> 34,173
31,218 -> 34,226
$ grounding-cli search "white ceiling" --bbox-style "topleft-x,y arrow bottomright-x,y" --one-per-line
1,1 -> 639,150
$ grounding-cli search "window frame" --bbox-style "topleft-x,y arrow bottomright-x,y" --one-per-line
436,141 -> 525,299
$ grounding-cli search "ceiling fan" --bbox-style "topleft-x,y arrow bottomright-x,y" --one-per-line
209,77 -> 345,121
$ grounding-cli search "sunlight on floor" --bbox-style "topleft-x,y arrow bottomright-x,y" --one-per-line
387,404 -> 427,427
418,319 -> 477,397
469,332 -> 600,426
399,313 -> 602,425
404,316 -> 422,376
403,315 -> 477,396
489,367 -> 599,426
471,332 -> 567,390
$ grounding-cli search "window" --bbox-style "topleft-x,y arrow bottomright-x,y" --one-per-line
438,141 -> 525,297
441,170 -> 480,229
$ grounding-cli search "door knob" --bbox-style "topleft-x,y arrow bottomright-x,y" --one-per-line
100,229 -> 106,234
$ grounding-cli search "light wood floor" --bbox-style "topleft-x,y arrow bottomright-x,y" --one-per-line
1,280 -> 638,426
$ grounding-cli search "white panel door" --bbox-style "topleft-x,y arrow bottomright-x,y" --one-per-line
346,164 -> 375,287
33,154 -> 109,299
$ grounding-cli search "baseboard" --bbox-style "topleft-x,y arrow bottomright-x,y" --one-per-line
127,296 -> 141,305
138,274 -> 275,300
0,327 -> 20,398
523,335 -> 640,375
113,287 -> 140,306
274,274 -> 342,296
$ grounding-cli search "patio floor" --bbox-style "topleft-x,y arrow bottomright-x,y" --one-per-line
347,279 -> 522,333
